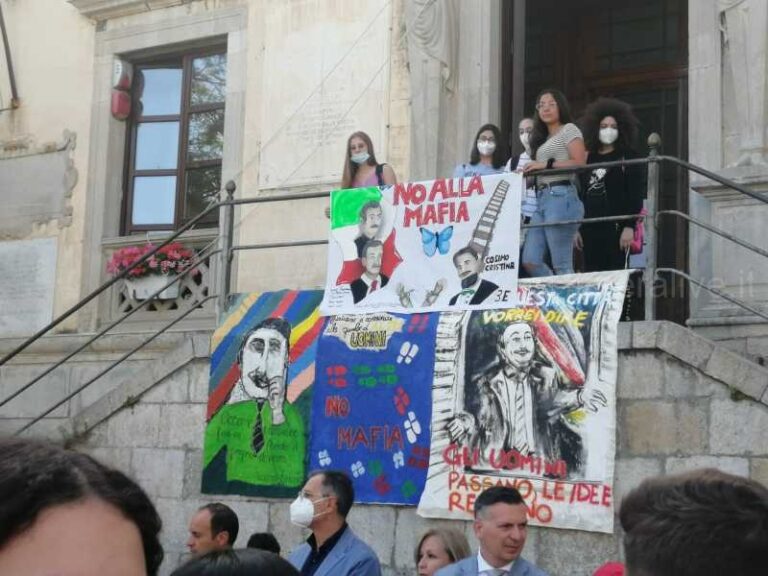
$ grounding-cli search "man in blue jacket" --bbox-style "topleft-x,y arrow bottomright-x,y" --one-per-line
436,486 -> 548,576
288,470 -> 381,576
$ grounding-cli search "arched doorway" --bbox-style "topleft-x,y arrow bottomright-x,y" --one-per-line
502,0 -> 689,323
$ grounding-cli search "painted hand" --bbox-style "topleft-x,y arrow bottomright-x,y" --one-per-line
396,283 -> 414,308
268,376 -> 286,425
445,411 -> 474,443
581,388 -> 607,413
421,278 -> 446,307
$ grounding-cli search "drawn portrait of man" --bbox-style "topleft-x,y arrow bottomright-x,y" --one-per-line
204,317 -> 305,489
449,246 -> 499,306
446,320 -> 605,474
350,240 -> 389,303
354,201 -> 384,258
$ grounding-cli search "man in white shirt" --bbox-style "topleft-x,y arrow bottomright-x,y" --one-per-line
435,486 -> 548,576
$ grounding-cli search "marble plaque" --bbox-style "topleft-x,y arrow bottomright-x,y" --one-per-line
258,0 -> 392,189
0,238 -> 58,337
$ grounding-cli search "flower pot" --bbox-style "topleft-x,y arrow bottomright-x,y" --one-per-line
124,275 -> 180,300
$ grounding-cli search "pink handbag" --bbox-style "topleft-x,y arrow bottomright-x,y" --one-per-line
630,207 -> 647,255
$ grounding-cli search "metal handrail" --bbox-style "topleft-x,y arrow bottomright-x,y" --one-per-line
0,239 -> 220,409
658,210 -> 768,259
656,268 -> 768,322
15,294 -> 218,436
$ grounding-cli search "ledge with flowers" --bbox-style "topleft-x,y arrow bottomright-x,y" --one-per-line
106,242 -> 196,300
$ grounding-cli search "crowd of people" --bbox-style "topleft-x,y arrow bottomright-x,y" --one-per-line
340,89 -> 646,285
2,437 -> 767,576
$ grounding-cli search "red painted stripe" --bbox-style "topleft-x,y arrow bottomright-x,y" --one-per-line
270,290 -> 298,319
207,363 -> 240,419
289,316 -> 324,363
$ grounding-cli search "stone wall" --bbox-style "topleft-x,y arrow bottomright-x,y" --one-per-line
58,321 -> 768,576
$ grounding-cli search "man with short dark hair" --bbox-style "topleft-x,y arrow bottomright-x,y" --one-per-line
288,470 -> 381,576
449,246 -> 499,306
187,502 -> 239,556
246,532 -> 281,554
436,486 -> 547,576
619,468 -> 768,576
354,202 -> 383,258
350,240 -> 389,304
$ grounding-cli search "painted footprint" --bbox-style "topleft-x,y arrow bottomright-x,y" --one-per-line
397,341 -> 420,364
393,386 -> 410,415
350,460 -> 366,478
318,450 -> 331,467
403,411 -> 422,444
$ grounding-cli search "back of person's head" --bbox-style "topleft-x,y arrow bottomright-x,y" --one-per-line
171,548 -> 299,576
619,468 -> 768,576
199,503 -> 239,546
246,532 -> 280,554
309,470 -> 354,518
474,486 -> 525,518
0,437 -> 163,575
413,527 -> 472,566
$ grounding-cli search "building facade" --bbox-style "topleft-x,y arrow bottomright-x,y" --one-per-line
1,1 -> 767,574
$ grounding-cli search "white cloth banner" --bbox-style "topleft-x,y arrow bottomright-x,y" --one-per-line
319,173 -> 522,315
416,270 -> 630,533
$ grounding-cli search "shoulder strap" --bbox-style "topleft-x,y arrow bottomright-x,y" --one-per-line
376,163 -> 385,186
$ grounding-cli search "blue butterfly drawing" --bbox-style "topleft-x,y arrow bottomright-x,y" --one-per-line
420,226 -> 454,257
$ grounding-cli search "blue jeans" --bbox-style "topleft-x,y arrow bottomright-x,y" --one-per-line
522,183 -> 584,276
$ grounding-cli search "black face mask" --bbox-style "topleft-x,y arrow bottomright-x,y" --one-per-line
461,273 -> 479,289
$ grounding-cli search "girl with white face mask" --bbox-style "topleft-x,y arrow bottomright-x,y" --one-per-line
576,97 -> 644,274
453,123 -> 508,178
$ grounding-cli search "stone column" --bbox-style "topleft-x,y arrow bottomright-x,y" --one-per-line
688,0 -> 768,360
405,0 -> 502,180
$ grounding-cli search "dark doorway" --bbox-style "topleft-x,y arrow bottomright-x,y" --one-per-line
502,0 -> 689,323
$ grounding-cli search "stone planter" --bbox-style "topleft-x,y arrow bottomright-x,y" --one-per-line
124,274 -> 180,300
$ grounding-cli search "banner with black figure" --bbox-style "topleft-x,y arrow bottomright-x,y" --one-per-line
417,271 -> 629,533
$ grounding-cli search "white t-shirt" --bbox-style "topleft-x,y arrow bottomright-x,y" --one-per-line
504,150 -> 538,220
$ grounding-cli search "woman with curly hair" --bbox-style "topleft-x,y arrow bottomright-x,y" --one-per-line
453,123 -> 508,178
576,97 -> 645,271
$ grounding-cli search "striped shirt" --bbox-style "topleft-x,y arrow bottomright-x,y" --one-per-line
534,122 -> 583,185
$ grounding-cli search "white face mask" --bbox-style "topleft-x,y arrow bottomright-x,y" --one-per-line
289,495 -> 329,528
599,127 -> 619,145
477,141 -> 496,156
289,496 -> 315,528
519,132 -> 530,149
350,151 -> 370,165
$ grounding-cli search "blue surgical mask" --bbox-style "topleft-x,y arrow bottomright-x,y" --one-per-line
351,152 -> 370,165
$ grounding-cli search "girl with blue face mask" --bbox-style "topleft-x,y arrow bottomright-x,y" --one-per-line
340,131 -> 397,189
453,123 -> 508,178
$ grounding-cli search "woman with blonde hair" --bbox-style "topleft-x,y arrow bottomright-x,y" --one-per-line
414,527 -> 471,576
341,131 -> 397,189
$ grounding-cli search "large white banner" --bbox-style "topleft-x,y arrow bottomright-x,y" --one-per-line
417,271 -> 630,533
319,173 -> 522,315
